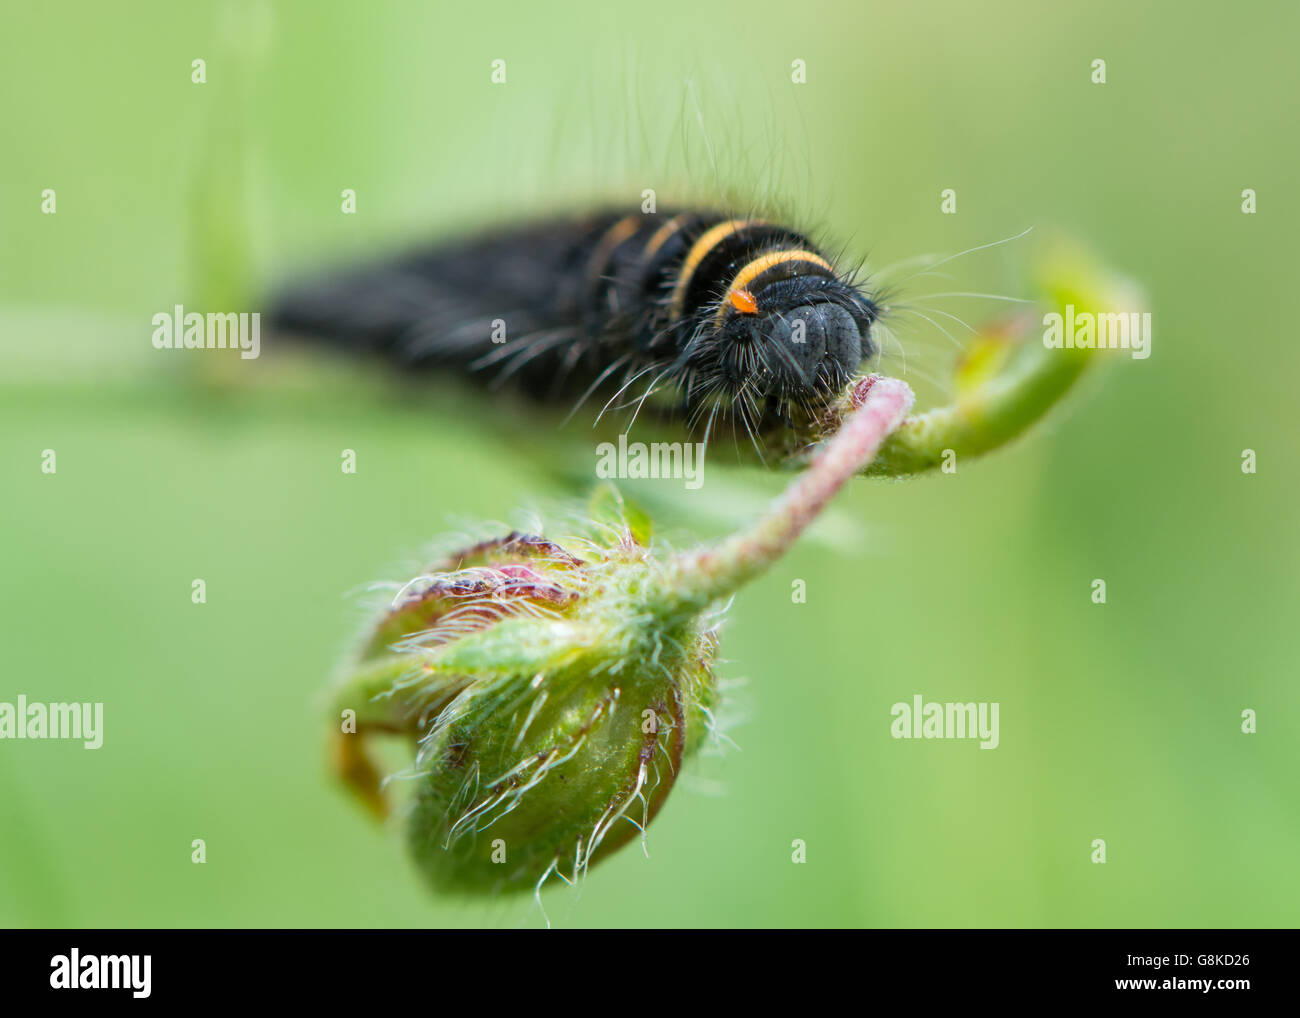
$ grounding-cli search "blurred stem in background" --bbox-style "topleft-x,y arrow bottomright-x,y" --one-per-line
187,0 -> 272,385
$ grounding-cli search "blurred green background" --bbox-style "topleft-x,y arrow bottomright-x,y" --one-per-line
2,0 -> 1297,927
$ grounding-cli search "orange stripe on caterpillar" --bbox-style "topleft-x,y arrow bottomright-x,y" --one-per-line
585,215 -> 643,288
714,249 -> 834,324
669,219 -> 756,320
643,213 -> 693,259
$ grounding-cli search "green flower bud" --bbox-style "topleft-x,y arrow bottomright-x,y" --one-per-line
332,491 -> 719,896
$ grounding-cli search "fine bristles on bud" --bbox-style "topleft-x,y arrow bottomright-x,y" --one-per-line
330,493 -> 721,895
329,379 -> 915,896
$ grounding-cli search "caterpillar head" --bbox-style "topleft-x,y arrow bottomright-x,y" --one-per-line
700,273 -> 880,404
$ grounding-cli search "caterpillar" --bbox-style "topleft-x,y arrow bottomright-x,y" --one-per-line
269,209 -> 881,444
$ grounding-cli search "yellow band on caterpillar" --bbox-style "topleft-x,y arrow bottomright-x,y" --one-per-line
643,214 -> 692,259
585,215 -> 643,288
714,249 -> 834,324
730,249 -> 832,293
669,219 -> 755,320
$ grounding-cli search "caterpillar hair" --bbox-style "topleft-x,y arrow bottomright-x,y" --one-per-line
269,208 -> 881,446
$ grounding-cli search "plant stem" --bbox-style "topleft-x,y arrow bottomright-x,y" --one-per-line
664,375 -> 914,610
864,332 -> 1089,475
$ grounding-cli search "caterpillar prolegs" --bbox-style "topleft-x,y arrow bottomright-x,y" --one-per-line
269,209 -> 881,441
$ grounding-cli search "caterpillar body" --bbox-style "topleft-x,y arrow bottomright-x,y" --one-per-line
270,209 -> 881,440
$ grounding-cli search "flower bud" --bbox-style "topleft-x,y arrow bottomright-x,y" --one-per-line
331,491 -> 719,895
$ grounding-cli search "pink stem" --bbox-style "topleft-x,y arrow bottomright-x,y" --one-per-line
667,375 -> 915,608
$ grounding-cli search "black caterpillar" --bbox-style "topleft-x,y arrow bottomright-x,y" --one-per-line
270,209 -> 880,440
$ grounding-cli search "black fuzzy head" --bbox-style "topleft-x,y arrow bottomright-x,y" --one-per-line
688,271 -> 879,407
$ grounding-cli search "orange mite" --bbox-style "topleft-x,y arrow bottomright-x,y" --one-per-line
728,288 -> 759,314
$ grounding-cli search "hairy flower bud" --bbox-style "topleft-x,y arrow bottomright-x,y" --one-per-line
331,491 -> 719,896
